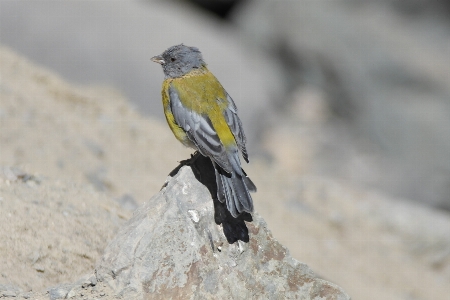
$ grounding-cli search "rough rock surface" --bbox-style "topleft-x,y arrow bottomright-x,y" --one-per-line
96,163 -> 349,299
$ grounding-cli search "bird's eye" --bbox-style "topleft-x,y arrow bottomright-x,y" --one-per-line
171,57 -> 176,62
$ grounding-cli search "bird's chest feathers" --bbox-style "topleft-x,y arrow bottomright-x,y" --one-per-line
170,69 -> 228,114
162,68 -> 236,148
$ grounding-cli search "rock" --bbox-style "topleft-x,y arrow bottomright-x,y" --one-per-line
48,285 -> 69,300
88,275 -> 97,287
95,159 -> 349,299
48,274 -> 98,300
233,0 -> 450,209
33,265 -> 45,273
0,167 -> 40,186
81,275 -> 97,288
2,290 -> 16,297
115,194 -> 139,212
1,166 -> 20,182
0,167 -> 28,183
0,284 -> 21,298
21,292 -> 32,299
65,288 -> 76,299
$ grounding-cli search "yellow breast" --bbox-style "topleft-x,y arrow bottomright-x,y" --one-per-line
166,67 -> 236,148
162,67 -> 236,148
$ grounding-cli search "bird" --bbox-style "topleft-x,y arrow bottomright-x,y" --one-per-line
151,44 -> 256,218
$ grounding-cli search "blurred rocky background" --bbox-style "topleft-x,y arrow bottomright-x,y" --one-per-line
1,0 -> 450,299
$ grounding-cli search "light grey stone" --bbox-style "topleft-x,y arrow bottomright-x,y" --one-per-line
96,165 -> 350,299
66,288 -> 76,299
48,286 -> 68,300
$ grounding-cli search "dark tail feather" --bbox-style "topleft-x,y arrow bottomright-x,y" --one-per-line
214,163 -> 254,218
243,176 -> 256,192
242,168 -> 257,192
215,166 -> 227,204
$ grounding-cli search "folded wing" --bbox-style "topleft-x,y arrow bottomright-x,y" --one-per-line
169,85 -> 233,173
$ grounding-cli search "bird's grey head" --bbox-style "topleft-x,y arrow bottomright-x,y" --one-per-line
151,44 -> 206,78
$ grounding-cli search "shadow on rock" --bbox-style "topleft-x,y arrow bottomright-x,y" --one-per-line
169,153 -> 252,244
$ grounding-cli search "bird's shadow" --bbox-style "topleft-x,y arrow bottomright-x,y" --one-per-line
168,153 -> 252,244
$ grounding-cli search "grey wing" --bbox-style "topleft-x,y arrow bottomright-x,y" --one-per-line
168,85 -> 233,173
223,94 -> 249,163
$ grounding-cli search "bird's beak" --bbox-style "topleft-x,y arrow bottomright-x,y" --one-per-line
151,55 -> 165,65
